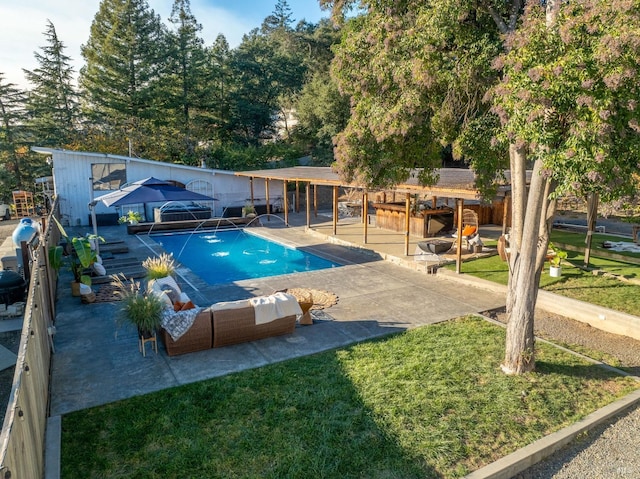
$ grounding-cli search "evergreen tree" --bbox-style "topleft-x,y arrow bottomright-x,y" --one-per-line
162,0 -> 208,162
23,20 -> 78,148
200,34 -> 234,145
79,0 -> 167,156
261,0 -> 295,36
0,74 -> 28,195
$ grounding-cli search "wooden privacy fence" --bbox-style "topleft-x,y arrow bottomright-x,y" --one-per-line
0,202 -> 59,479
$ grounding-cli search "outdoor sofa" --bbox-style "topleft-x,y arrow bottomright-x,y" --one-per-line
149,277 -> 302,356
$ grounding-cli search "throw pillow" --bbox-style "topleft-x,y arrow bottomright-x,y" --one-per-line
180,300 -> 195,311
462,225 -> 477,236
173,301 -> 184,312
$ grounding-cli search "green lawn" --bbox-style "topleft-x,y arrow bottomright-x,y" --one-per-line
61,317 -> 637,479
550,230 -> 640,262
445,244 -> 640,315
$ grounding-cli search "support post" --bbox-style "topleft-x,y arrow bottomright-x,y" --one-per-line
584,192 -> 599,266
502,193 -> 510,235
306,182 -> 311,228
313,184 -> 318,217
265,178 -> 270,221
456,198 -> 464,274
363,191 -> 368,244
283,180 -> 289,226
332,186 -> 338,235
405,193 -> 411,256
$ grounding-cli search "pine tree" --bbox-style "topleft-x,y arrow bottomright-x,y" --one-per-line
79,0 -> 167,155
0,74 -> 28,193
23,20 -> 78,148
261,0 -> 295,36
162,0 -> 208,162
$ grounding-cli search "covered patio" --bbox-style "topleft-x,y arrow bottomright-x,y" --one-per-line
235,166 -> 512,272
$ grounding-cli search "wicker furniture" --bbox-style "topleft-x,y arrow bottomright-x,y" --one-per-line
161,309 -> 213,356
160,296 -> 299,356
212,305 -> 297,348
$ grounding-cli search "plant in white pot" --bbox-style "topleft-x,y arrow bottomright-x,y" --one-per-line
142,253 -> 176,281
548,243 -> 568,278
242,202 -> 256,217
118,210 -> 143,225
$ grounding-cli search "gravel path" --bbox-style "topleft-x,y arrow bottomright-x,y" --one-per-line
515,405 -> 640,478
483,307 -> 640,479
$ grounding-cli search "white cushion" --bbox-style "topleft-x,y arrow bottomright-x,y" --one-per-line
150,276 -> 182,294
209,299 -> 250,312
92,263 -> 106,276
150,289 -> 173,308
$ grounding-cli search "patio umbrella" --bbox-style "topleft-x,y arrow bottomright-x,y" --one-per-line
91,178 -> 218,247
96,177 -> 217,208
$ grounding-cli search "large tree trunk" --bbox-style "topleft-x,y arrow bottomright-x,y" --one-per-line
502,0 -> 561,375
502,157 -> 555,374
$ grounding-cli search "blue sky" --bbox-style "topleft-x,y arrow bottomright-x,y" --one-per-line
0,0 -> 329,89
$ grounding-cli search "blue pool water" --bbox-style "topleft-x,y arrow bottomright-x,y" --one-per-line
154,229 -> 341,285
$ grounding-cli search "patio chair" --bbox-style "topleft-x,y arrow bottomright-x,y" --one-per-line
461,209 -> 479,250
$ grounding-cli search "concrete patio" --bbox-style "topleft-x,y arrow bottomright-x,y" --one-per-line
48,212 -> 506,416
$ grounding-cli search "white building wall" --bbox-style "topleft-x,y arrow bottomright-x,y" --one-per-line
34,148 -> 281,226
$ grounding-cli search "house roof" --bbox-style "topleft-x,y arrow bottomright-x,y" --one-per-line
235,167 -> 515,201
32,147 -> 236,176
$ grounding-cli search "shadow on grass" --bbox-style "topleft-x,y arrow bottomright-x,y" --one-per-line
536,360 -> 629,380
61,353 -> 442,479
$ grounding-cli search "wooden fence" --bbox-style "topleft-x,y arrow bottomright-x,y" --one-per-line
0,202 -> 59,479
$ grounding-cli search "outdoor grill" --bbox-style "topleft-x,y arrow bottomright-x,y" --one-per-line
0,270 -> 26,306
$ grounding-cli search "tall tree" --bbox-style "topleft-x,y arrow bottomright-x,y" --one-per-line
162,0 -> 208,162
293,70 -> 350,163
199,34 -> 234,145
23,20 -> 78,148
493,0 -> 640,373
328,0 -> 504,186
291,19 -> 349,162
0,74 -> 28,194
262,0 -> 295,36
79,0 -> 167,156
325,0 -> 640,375
229,27 -> 305,144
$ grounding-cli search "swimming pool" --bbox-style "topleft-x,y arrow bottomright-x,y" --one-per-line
153,229 -> 341,285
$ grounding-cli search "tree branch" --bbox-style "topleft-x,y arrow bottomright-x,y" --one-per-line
508,0 -> 524,32
484,2 -> 509,34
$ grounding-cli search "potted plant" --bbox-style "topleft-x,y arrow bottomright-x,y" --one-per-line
548,243 -> 567,277
118,210 -> 143,225
113,274 -> 166,354
52,216 -> 103,296
142,253 -> 176,280
242,203 -> 256,217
